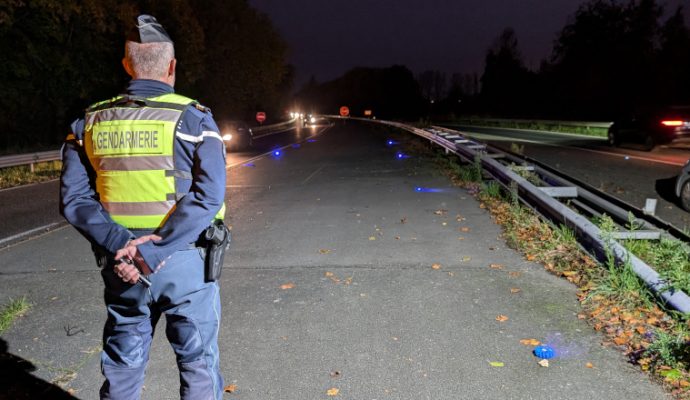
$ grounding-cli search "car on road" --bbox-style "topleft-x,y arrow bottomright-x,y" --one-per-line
607,105 -> 690,150
221,120 -> 253,151
676,159 -> 690,211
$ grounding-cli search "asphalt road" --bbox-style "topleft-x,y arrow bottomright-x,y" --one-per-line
0,121 -> 668,399
444,124 -> 690,230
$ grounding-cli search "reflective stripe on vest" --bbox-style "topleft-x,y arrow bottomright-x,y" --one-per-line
84,93 -> 224,229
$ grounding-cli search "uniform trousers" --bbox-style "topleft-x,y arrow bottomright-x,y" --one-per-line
99,248 -> 223,400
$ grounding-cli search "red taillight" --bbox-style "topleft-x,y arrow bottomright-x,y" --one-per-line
661,120 -> 684,127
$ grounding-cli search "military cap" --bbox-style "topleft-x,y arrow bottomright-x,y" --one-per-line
127,14 -> 173,44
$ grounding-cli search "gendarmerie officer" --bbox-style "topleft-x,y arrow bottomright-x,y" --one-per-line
60,14 -> 226,400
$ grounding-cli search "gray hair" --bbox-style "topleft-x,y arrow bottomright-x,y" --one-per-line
124,41 -> 175,79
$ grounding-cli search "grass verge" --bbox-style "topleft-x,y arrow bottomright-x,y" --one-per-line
451,118 -> 609,138
0,297 -> 31,334
0,161 -> 62,189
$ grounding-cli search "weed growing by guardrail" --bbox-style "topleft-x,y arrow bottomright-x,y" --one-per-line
0,297 -> 31,334
0,160 -> 62,189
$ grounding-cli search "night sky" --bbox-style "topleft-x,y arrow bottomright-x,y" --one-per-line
248,0 -> 688,88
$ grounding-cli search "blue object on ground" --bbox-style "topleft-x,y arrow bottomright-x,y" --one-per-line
533,345 -> 556,359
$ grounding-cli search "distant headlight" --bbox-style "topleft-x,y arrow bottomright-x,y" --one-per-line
222,133 -> 232,141
310,117 -> 316,123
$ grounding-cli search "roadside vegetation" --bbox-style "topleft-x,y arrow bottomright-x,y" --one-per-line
0,297 -> 31,334
392,127 -> 690,398
450,118 -> 609,138
0,161 -> 62,190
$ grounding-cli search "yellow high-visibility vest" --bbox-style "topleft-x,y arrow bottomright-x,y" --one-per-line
83,93 -> 225,229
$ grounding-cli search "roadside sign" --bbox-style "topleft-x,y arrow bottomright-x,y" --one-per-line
364,109 -> 372,117
256,112 -> 266,123
339,106 -> 350,117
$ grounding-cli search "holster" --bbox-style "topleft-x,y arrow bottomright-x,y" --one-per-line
203,220 -> 231,282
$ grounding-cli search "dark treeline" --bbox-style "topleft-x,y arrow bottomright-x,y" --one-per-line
296,66 -> 426,120
452,0 -> 690,120
0,0 -> 291,151
299,0 -> 689,122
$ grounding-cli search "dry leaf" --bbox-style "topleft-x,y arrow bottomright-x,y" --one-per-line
538,359 -> 550,367
460,227 -> 471,232
395,236 -> 401,240
635,326 -> 647,335
224,384 -> 237,393
520,338 -> 540,346
458,237 -> 465,240
462,256 -> 472,262
327,388 -> 339,396
434,209 -> 447,215
325,272 -> 334,277
369,236 -> 376,241
613,337 -> 628,346
510,288 -> 521,294
585,362 -> 594,369
562,271 -> 577,277
526,254 -> 536,261
448,272 -> 454,277
489,263 -> 504,270
432,263 -> 442,270
280,282 -> 295,290
508,271 -> 522,278
496,315 -> 509,322
319,249 -> 331,254
577,313 -> 586,319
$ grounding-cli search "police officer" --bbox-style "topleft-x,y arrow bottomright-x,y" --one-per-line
60,15 -> 226,400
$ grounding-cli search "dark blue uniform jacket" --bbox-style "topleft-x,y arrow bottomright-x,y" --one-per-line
60,79 -> 226,269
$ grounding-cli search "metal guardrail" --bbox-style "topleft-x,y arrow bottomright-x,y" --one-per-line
346,117 -> 690,314
454,117 -> 612,130
0,150 -> 61,171
0,119 -> 299,170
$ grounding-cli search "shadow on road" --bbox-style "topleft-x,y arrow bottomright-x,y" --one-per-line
655,175 -> 680,206
0,338 -> 78,399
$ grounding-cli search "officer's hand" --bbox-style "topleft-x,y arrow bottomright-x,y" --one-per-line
113,260 -> 141,284
114,235 -> 161,284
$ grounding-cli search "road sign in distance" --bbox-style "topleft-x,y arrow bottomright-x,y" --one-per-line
339,106 -> 350,117
256,112 -> 266,123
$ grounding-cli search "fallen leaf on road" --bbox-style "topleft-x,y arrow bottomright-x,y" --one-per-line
330,371 -> 341,378
508,271 -> 522,278
489,263 -> 504,270
400,217 -> 407,224
489,361 -> 504,367
462,256 -> 471,262
538,359 -> 549,367
510,288 -> 521,293
432,263 -> 442,270
520,338 -> 540,346
319,249 -> 331,254
280,283 -> 295,290
395,236 -> 401,240
448,272 -> 454,277
434,209 -> 448,215
526,254 -> 537,261
585,362 -> 594,368
369,236 -> 376,241
327,388 -> 339,396
224,384 -> 237,393
458,236 -> 465,240
496,315 -> 509,322
460,227 -> 471,232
